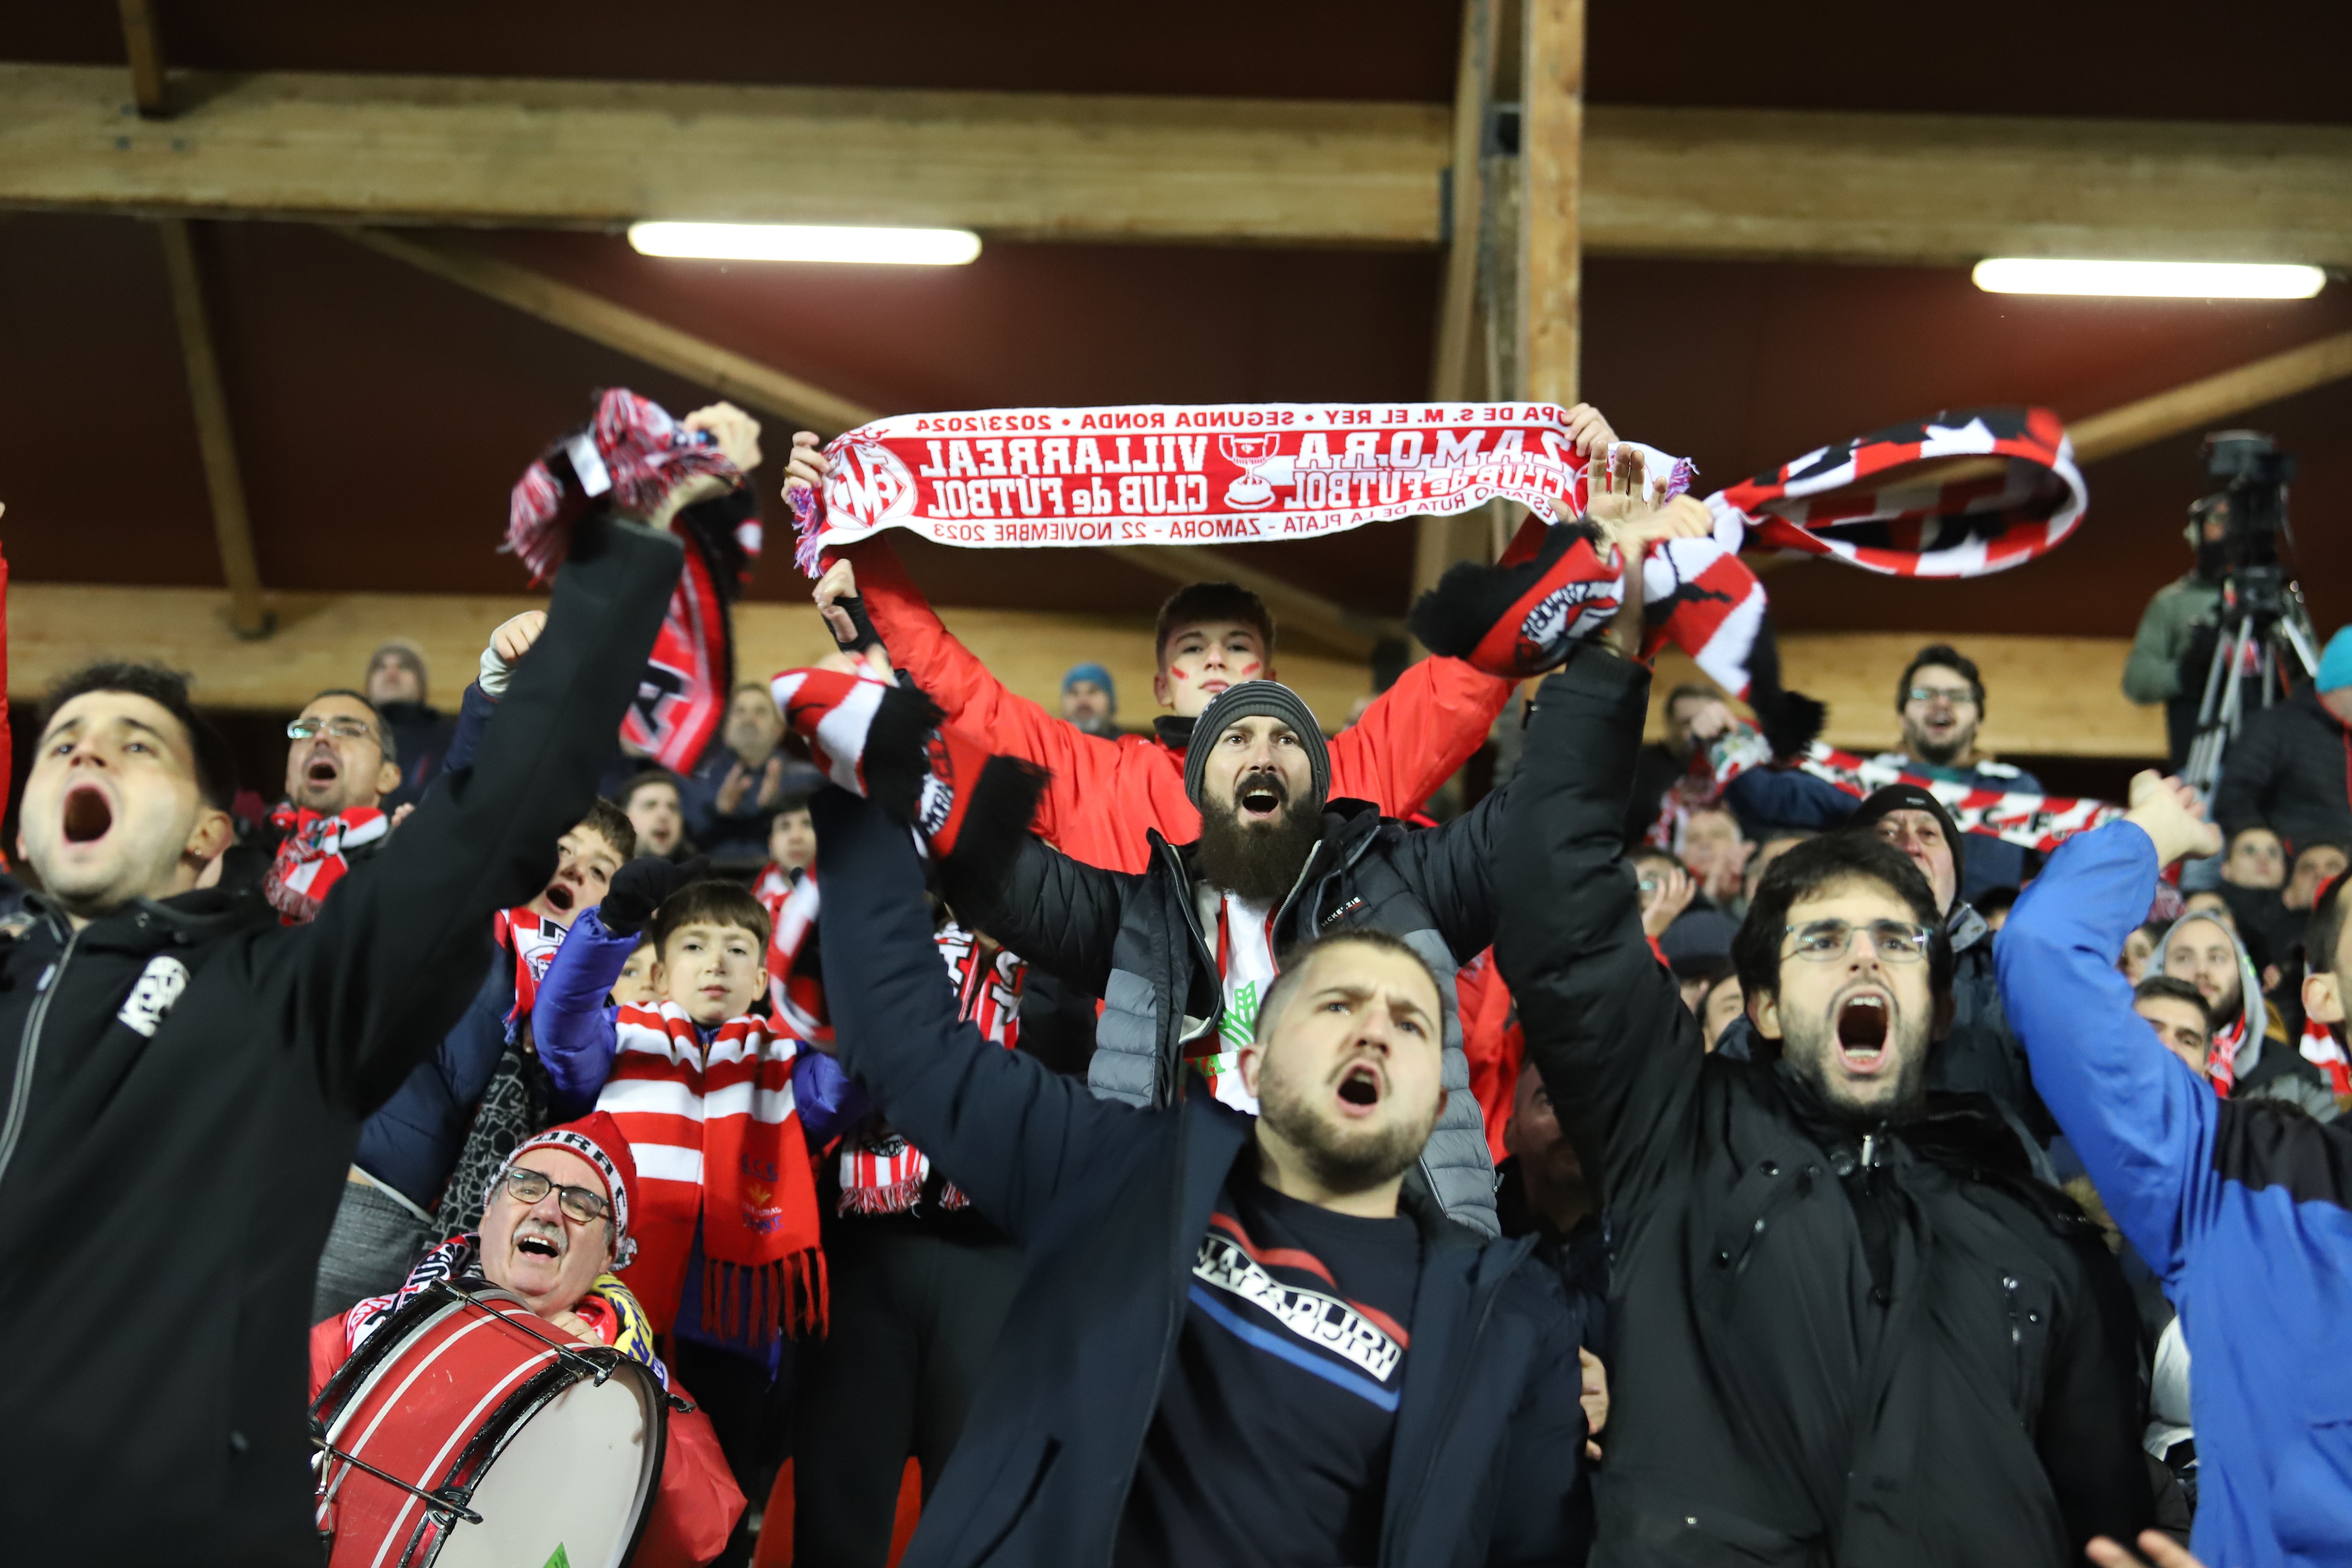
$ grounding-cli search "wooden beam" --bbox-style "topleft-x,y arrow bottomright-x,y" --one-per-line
2071,327 -> 2352,464
1645,633 -> 2165,761
1520,0 -> 1583,406
2,583 -> 1383,732
344,226 -> 1384,657
1414,0 -> 1501,610
7,65 -> 2351,262
154,217 -> 270,638
116,0 -> 167,118
336,226 -> 879,435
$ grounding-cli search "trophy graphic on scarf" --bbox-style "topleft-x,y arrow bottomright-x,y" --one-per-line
1219,433 -> 1282,510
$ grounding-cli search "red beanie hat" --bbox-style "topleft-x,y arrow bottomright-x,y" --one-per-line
505,1112 -> 641,1264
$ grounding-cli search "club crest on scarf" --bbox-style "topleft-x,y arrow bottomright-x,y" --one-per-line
264,805 -> 389,925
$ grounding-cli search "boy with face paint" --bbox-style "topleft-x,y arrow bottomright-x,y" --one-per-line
789,407 -> 1635,875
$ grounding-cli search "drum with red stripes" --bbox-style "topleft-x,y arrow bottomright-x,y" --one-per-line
311,1282 -> 666,1567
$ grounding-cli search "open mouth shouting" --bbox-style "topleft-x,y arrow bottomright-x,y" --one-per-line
513,1226 -> 564,1262
1234,772 -> 1288,824
302,750 -> 342,795
541,880 -> 576,915
1333,1058 -> 1386,1118
61,782 -> 114,845
1834,991 -> 1892,1076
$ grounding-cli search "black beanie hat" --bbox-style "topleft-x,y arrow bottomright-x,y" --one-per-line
1848,782 -> 1967,882
1182,680 -> 1331,808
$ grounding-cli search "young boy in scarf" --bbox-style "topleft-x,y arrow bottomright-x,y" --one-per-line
532,866 -> 863,1560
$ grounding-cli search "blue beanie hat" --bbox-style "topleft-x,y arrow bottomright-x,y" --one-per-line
2318,628 -> 2352,694
1062,662 -> 1115,704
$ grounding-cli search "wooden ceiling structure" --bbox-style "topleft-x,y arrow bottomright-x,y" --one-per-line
3,1 -> 2351,763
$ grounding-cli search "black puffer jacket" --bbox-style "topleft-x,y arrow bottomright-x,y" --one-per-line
1495,652 -> 2153,1567
944,793 -> 1504,1236
2214,684 -> 2352,854
0,518 -> 677,1566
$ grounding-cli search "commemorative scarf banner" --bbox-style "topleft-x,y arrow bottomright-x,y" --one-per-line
1706,727 -> 2123,855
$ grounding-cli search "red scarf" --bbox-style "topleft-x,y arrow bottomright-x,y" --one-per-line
2300,1016 -> 2352,1100
263,805 -> 389,925
491,906 -> 568,1024
597,1003 -> 823,1341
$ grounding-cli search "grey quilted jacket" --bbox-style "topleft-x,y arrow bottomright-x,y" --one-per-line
942,794 -> 1504,1235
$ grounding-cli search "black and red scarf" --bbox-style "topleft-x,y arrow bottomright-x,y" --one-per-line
263,804 -> 389,925
507,388 -> 761,772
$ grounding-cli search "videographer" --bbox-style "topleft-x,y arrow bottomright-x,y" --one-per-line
2123,495 -> 2265,772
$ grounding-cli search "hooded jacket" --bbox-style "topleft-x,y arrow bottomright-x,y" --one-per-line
0,519 -> 678,1566
847,537 -> 1514,873
1496,652 -> 2152,1567
942,792 -> 1504,1236
816,788 -> 1590,1568
2151,908 -> 2335,1115
2000,822 -> 2352,1568
2214,685 -> 2352,857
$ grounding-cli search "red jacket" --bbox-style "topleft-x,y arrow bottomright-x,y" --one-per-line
308,1311 -> 744,1568
847,539 -> 1519,873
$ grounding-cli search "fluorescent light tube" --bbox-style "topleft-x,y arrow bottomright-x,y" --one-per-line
1972,258 -> 2324,300
627,222 -> 982,266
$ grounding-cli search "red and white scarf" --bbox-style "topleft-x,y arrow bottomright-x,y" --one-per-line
492,906 -> 568,1024
2300,1016 -> 2352,1099
837,922 -> 1024,1215
795,403 -> 2080,712
264,804 -> 389,925
769,668 -> 1006,856
507,388 -> 755,772
1704,727 -> 2122,855
596,1003 -> 823,1341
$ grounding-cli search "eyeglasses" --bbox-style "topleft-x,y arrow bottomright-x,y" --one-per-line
501,1165 -> 611,1225
1781,919 -> 1935,964
1905,685 -> 1977,707
287,717 -> 378,743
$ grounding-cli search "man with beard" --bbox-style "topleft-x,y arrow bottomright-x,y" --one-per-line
0,516 -> 677,1563
1726,643 -> 2041,905
1493,639 -> 2152,1565
939,678 -> 1505,1234
806,787 -> 1591,1567
2150,905 -> 2337,1117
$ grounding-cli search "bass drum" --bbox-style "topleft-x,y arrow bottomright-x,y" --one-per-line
312,1282 -> 666,1568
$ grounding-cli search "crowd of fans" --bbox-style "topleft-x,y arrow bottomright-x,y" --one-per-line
2,396 -> 2344,1568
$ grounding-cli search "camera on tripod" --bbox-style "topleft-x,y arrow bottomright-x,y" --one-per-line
2182,429 -> 2320,791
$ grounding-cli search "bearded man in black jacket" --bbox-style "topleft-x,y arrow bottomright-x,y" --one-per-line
0,516 -> 677,1565
1492,641 -> 2154,1566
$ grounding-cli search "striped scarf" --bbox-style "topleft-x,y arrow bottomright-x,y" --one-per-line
491,905 -> 568,1025
264,805 -> 388,925
596,1002 -> 823,1343
837,923 -> 1024,1215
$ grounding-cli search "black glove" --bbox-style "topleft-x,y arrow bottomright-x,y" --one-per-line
827,592 -> 885,655
599,854 -> 710,937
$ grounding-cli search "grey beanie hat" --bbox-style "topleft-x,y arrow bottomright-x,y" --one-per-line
1182,680 -> 1331,808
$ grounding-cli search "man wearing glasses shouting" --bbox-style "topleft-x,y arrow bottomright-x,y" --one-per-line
258,691 -> 406,923
1491,627 -> 2152,1564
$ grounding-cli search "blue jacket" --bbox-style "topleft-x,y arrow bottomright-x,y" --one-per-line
811,786 -> 1591,1568
1998,822 -> 2352,1568
1727,753 -> 2041,903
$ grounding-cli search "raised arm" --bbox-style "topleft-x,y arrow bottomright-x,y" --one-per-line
1996,815 -> 2221,1285
534,906 -> 634,1118
1392,774 -> 1507,960
812,788 -> 1150,1237
283,518 -> 679,1114
937,817 -> 1135,1001
1326,656 -> 1515,821
1494,652 -> 1706,1205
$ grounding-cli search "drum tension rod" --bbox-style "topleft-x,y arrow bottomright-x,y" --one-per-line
310,1435 -> 486,1528
427,1279 -> 621,1386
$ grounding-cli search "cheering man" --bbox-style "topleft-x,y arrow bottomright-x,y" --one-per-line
1487,620 -> 2150,1559
810,785 -> 1591,1566
0,516 -> 677,1565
